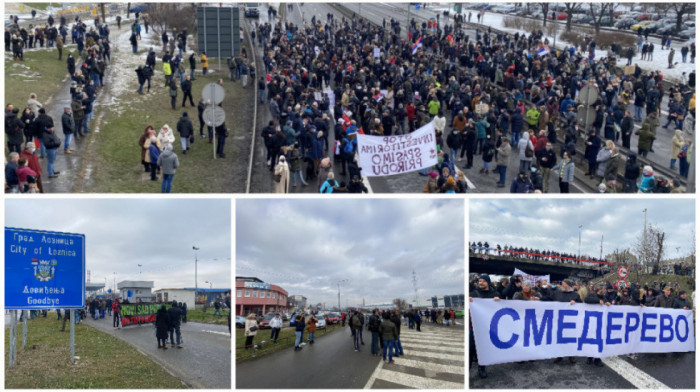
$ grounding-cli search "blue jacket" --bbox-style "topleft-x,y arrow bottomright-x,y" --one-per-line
149,144 -> 161,164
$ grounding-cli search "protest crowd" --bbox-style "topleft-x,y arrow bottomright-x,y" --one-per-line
470,242 -> 610,266
469,271 -> 694,379
253,4 -> 693,194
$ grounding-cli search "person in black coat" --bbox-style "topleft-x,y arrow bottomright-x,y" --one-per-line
176,112 -> 194,153
469,274 -> 500,379
620,111 -> 633,149
584,131 -> 601,177
167,300 -> 183,348
181,75 -> 194,107
542,279 -> 581,363
155,305 -> 170,349
623,153 -> 640,193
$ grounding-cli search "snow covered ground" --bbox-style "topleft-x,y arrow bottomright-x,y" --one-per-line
432,7 -> 696,83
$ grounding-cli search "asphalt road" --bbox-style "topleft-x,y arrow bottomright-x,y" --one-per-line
469,351 -> 694,389
237,323 -> 465,389
86,317 -> 231,389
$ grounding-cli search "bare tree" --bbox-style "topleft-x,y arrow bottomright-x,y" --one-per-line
633,224 -> 666,275
588,2 -> 612,34
539,3 -> 550,27
563,2 -> 582,32
392,298 -> 408,310
145,3 -> 196,36
669,3 -> 696,31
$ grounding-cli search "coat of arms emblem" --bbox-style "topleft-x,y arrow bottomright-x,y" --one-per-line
31,258 -> 57,282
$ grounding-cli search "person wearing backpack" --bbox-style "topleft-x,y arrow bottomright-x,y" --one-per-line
339,132 -> 355,176
368,309 -> 382,356
320,172 -> 338,194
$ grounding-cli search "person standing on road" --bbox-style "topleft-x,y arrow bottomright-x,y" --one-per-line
112,298 -> 121,329
156,305 -> 170,349
414,309 -> 422,332
269,313 -> 282,344
42,125 -> 61,179
350,311 -> 362,352
167,300 -> 183,348
306,315 -> 317,345
552,151 -> 574,193
379,312 -> 398,364
542,279 -> 581,364
390,310 -> 403,357
61,106 -> 75,155
368,309 -> 381,356
273,156 -> 290,193
294,313 -> 305,351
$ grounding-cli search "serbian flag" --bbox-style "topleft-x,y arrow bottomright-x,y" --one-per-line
446,34 -> 454,44
412,37 -> 422,55
357,127 -> 365,135
374,92 -> 383,102
536,44 -> 550,57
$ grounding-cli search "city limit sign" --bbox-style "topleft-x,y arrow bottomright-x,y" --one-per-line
5,228 -> 86,309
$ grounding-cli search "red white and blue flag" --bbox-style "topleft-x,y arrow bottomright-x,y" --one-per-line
374,92 -> 383,102
412,37 -> 422,55
536,44 -> 550,57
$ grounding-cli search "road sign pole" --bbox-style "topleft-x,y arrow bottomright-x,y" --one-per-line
22,311 -> 27,349
211,90 -> 216,159
70,309 -> 75,364
9,310 -> 16,367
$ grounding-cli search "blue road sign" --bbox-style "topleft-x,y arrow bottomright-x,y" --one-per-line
415,4 -> 420,10
5,228 -> 85,309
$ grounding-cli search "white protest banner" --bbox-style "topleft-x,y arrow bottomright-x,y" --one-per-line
513,268 -> 550,286
373,47 -> 381,58
357,122 -> 438,176
470,298 -> 694,366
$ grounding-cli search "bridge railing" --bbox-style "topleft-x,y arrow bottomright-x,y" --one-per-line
469,246 -> 612,268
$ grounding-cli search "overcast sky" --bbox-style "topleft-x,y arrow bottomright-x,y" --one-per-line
236,199 -> 465,308
470,199 -> 695,260
6,199 -> 231,292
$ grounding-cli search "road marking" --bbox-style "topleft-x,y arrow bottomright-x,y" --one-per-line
602,356 -> 670,389
363,357 -> 384,389
400,342 -> 464,354
392,357 -> 465,375
400,337 -> 464,346
372,368 -> 463,389
201,330 -> 230,336
402,350 -> 463,361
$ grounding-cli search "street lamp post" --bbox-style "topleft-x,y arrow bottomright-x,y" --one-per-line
642,209 -> 647,273
138,264 -> 142,276
205,280 -> 213,289
578,225 -> 583,261
193,246 -> 199,308
337,279 -> 347,311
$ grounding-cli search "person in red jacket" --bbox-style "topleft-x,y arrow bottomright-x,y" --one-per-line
20,141 -> 42,193
112,298 -> 122,329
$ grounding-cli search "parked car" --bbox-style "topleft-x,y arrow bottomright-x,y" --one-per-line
325,312 -> 341,324
313,316 -> 327,329
573,15 -> 594,24
548,12 -> 568,21
244,7 -> 259,18
616,18 -> 637,30
258,314 -> 275,329
631,20 -> 655,32
677,27 -> 695,39
289,312 -> 299,326
236,315 -> 246,328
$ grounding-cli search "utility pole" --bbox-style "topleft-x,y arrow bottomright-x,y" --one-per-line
193,246 -> 199,308
578,225 -> 583,261
600,235 -> 604,260
337,279 -> 347,311
412,270 -> 419,306
138,264 -> 142,276
643,209 -> 647,273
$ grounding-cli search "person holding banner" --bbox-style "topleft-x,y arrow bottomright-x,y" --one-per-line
541,279 -> 581,364
469,274 -> 500,378
583,283 -> 608,367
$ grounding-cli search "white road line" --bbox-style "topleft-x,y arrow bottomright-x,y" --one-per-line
373,368 -> 464,389
401,342 -> 464,354
363,358 -> 384,389
602,356 -> 670,389
402,350 -> 464,361
201,330 -> 230,336
392,357 -> 465,375
400,337 -> 464,346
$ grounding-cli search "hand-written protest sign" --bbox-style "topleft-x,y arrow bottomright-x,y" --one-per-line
470,298 -> 694,366
357,122 -> 438,176
5,228 -> 85,309
120,303 -> 173,327
513,268 -> 550,286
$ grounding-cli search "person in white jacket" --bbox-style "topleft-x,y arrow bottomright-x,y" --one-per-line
433,110 -> 446,151
269,313 -> 283,344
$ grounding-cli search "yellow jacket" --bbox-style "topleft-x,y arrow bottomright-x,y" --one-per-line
200,54 -> 208,68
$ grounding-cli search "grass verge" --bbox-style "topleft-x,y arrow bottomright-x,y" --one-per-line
235,323 -> 344,363
5,315 -> 185,388
4,48 -> 69,114
186,309 -> 230,325
88,56 -> 253,193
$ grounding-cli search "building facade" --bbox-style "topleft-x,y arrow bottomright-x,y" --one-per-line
235,276 -> 288,316
154,289 -> 196,309
117,281 -> 156,302
288,294 -> 307,310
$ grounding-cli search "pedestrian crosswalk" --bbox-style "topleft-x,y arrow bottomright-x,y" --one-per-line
364,325 -> 465,389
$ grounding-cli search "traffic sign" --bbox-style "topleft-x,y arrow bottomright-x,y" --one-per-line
616,279 -> 627,289
617,266 -> 628,279
5,228 -> 86,309
202,83 -> 225,105
203,105 -> 226,127
415,4 -> 420,10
